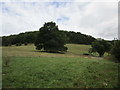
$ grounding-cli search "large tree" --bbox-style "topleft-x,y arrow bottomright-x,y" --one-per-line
34,22 -> 68,52
91,39 -> 111,57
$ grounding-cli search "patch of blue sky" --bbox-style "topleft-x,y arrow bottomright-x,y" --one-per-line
21,2 -> 37,6
1,2 -> 10,14
30,2 -> 37,6
1,3 -> 21,16
0,2 -> 5,11
50,2 -> 66,8
2,6 -> 10,13
48,1 -> 72,8
57,16 -> 69,22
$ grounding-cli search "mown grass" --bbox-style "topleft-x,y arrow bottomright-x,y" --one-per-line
2,44 -> 91,57
2,44 -> 119,88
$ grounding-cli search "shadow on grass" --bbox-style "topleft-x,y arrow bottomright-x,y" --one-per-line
34,50 -> 65,54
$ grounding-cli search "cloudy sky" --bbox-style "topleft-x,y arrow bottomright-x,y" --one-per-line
0,0 -> 118,40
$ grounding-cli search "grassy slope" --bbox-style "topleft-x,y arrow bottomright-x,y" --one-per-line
2,44 -> 91,57
2,44 -> 119,88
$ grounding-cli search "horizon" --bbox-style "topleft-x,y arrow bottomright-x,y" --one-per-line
0,29 -> 116,41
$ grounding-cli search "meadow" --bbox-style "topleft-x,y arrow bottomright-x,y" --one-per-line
2,44 -> 119,88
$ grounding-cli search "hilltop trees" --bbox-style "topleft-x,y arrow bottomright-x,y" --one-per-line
90,39 -> 112,57
34,22 -> 68,52
2,31 -> 38,46
2,36 -> 12,46
59,31 -> 95,44
2,29 -> 95,46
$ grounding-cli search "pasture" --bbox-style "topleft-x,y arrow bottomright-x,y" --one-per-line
2,44 -> 119,88
2,44 -> 90,57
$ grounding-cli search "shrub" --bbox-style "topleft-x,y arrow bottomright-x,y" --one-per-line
83,53 -> 89,55
111,40 -> 120,62
16,43 -> 22,46
24,42 -> 28,46
91,40 -> 112,57
36,44 -> 43,50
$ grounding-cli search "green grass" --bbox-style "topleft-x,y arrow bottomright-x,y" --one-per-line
2,44 -> 108,57
2,44 -> 119,88
66,44 -> 90,54
2,44 -> 91,58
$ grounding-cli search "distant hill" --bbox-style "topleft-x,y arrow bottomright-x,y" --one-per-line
2,30 -> 96,46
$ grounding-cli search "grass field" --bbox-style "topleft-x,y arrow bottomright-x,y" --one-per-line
2,44 -> 119,88
2,44 -> 91,57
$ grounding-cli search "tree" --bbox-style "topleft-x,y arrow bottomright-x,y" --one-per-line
111,40 -> 120,62
2,36 -> 11,46
16,43 -> 22,46
91,40 -> 112,57
24,42 -> 28,46
34,22 -> 68,53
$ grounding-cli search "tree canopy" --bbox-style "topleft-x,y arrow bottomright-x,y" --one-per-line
91,39 -> 112,57
34,22 -> 68,52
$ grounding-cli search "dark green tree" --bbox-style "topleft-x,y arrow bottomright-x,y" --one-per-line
2,28 -> 95,46
35,22 -> 68,52
91,40 -> 112,57
2,36 -> 11,46
24,42 -> 28,46
111,40 -> 120,62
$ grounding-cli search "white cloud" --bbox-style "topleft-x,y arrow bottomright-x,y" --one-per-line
0,1 -> 118,40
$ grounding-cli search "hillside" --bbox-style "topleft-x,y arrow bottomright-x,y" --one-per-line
2,44 -> 119,88
2,44 -> 91,57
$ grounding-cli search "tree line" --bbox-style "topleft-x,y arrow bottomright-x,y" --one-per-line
2,31 -> 38,46
2,27 -> 96,46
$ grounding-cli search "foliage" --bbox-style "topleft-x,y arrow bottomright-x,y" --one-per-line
2,36 -> 11,46
91,40 -> 112,57
35,22 -> 68,52
2,31 -> 38,46
60,31 -> 95,44
24,42 -> 28,46
16,43 -> 22,46
111,40 -> 120,62
2,25 -> 95,46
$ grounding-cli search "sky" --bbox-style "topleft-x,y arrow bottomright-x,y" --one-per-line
0,0 -> 119,40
